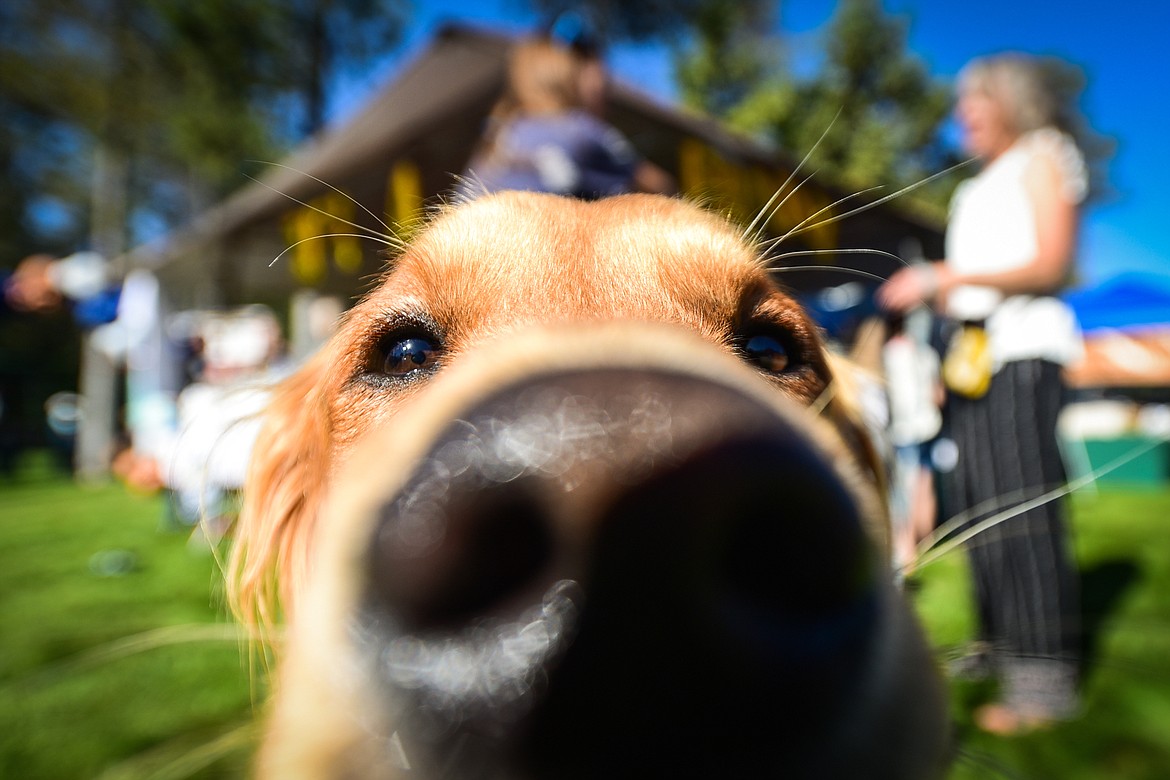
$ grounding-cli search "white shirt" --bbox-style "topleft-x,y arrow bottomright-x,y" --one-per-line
945,128 -> 1087,369
884,332 -> 942,447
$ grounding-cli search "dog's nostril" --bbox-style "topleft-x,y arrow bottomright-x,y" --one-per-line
519,434 -> 887,777
716,474 -> 877,664
590,434 -> 876,650
720,459 -> 874,620
368,484 -> 555,631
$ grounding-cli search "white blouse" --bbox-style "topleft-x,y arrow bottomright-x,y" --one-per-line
945,128 -> 1088,369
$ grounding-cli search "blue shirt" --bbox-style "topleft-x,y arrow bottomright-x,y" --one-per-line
466,110 -> 639,200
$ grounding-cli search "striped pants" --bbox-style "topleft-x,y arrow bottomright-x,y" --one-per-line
945,358 -> 1080,714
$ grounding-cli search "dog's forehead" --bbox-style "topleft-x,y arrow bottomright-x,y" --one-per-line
437,191 -> 747,243
381,192 -> 764,324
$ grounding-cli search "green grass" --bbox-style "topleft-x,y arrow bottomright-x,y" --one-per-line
914,488 -> 1170,779
0,456 -> 256,779
2,454 -> 1169,778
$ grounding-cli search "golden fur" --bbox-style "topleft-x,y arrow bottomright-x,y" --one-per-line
229,193 -> 881,627
231,192 -> 947,778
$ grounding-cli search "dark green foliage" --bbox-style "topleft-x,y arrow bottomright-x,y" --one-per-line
0,0 -> 405,448
674,0 -> 1114,219
676,0 -> 960,219
672,0 -> 775,118
0,0 -> 406,254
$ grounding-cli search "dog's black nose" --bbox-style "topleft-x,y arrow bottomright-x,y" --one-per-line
355,367 -> 944,779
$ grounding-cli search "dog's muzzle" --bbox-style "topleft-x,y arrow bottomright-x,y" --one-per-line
272,327 -> 948,779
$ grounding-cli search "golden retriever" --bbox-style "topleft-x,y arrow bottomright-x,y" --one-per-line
230,192 -> 949,778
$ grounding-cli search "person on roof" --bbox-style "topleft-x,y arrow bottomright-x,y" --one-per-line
460,35 -> 673,200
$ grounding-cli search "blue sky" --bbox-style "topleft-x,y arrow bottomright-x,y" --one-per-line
331,0 -> 1169,288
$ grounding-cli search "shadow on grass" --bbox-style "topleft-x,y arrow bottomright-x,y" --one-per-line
1080,558 -> 1142,681
945,556 -> 1151,779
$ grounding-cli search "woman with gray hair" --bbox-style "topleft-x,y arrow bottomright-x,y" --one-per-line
879,53 -> 1094,734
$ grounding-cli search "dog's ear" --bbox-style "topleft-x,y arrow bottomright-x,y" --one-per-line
228,349 -> 334,633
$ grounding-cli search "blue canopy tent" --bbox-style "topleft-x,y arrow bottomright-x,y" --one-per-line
1061,273 -> 1170,483
1064,272 -> 1170,333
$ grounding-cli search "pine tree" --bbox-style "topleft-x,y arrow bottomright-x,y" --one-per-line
676,0 -> 958,219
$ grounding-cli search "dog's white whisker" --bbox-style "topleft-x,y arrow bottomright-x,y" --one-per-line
769,247 -> 908,269
763,186 -> 887,252
768,265 -> 892,285
808,379 -> 838,419
782,158 -> 977,241
267,233 -> 397,269
743,107 -> 843,244
246,160 -> 401,241
909,435 -> 1169,572
745,170 -> 819,246
915,486 -> 1048,558
243,173 -> 405,250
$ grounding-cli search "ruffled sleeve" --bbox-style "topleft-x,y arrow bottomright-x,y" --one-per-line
1025,127 -> 1089,204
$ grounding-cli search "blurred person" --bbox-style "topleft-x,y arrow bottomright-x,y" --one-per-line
4,251 -> 120,326
878,52 -> 1089,734
95,268 -> 185,488
157,306 -> 287,533
5,253 -> 192,486
547,11 -> 608,118
4,254 -> 61,313
2,252 -> 123,474
882,307 -> 942,574
460,36 -> 672,199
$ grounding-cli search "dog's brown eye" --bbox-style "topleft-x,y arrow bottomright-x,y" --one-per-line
384,337 -> 439,376
742,334 -> 790,373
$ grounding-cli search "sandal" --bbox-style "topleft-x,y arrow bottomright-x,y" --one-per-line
946,643 -> 994,681
973,702 -> 1059,736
